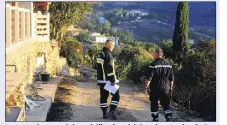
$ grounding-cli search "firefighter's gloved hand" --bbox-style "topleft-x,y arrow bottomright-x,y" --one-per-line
111,82 -> 115,86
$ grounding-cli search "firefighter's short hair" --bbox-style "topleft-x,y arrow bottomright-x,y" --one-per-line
105,39 -> 113,45
155,48 -> 163,57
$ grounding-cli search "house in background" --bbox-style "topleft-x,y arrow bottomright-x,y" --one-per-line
89,32 -> 119,46
6,2 -> 51,48
97,16 -> 106,24
6,2 -> 33,47
33,2 -> 51,41
126,10 -> 148,17
89,32 -> 101,37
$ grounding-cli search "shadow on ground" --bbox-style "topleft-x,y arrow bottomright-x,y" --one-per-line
46,80 -> 137,122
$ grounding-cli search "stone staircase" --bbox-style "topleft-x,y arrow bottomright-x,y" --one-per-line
24,77 -> 61,121
6,72 -> 27,122
6,77 -> 62,122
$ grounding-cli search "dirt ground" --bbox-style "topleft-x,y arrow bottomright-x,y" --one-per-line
46,66 -> 204,122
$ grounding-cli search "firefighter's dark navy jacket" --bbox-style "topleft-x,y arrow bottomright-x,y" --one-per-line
96,47 -> 118,85
146,58 -> 174,93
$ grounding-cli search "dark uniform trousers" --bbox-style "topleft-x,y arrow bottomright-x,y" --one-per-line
100,85 -> 120,113
149,89 -> 172,119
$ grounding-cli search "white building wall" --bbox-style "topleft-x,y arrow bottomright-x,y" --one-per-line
90,32 -> 101,37
6,3 -> 33,48
31,13 -> 37,38
95,36 -> 107,43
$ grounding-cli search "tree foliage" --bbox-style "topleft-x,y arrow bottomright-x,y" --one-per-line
109,29 -> 134,44
113,8 -> 124,18
173,40 -> 216,120
88,46 -> 103,68
103,20 -> 111,34
103,8 -> 127,25
49,2 -> 92,44
76,31 -> 90,43
159,40 -> 173,59
60,36 -> 83,68
172,2 -> 189,63
116,44 -> 153,83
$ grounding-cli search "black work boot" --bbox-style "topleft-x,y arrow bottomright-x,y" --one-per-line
109,110 -> 117,120
152,113 -> 159,122
103,111 -> 108,119
166,116 -> 172,121
153,118 -> 159,121
165,113 -> 172,122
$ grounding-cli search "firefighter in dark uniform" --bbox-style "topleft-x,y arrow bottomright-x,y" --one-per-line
144,48 -> 174,121
96,40 -> 120,120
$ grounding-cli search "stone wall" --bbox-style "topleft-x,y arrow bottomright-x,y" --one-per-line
6,40 -> 67,107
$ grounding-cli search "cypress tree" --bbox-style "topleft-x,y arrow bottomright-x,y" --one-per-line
172,2 -> 189,63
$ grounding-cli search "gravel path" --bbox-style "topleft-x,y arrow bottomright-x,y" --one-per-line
46,66 -> 204,122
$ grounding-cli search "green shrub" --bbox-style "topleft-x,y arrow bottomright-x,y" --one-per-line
60,36 -> 83,67
88,46 -> 103,68
159,39 -> 173,59
173,40 -> 216,120
76,31 -> 91,43
69,52 -> 83,68
116,45 -> 153,84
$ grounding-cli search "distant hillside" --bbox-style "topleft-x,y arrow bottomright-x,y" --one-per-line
91,2 -> 216,43
101,2 -> 216,27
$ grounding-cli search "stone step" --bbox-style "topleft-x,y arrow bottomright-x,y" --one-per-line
6,107 -> 22,122
17,106 -> 25,121
6,72 -> 27,100
5,105 -> 25,122
24,83 -> 58,121
24,97 -> 52,121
